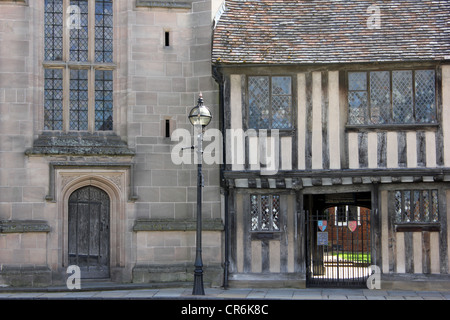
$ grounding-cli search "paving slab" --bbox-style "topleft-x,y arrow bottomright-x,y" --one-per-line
123,289 -> 159,298
92,290 -> 132,298
387,290 -> 419,296
246,289 -> 268,299
346,295 -> 367,300
363,289 -> 389,296
264,289 -> 294,299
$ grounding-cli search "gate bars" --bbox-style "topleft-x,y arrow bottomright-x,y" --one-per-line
306,207 -> 372,287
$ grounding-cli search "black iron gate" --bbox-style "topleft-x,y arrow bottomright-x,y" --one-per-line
306,206 -> 371,287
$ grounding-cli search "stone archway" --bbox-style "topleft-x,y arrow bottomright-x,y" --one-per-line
68,185 -> 110,279
56,170 -> 130,282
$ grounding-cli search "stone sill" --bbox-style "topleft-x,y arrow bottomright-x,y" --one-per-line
0,220 -> 51,233
26,132 -> 135,156
0,0 -> 27,4
136,0 -> 191,9
133,219 -> 224,232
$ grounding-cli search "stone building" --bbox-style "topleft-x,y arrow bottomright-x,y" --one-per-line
0,0 -> 223,287
212,0 -> 450,289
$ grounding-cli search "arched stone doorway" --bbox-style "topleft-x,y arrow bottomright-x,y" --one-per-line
68,186 -> 110,279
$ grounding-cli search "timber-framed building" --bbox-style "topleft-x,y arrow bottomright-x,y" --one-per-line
212,0 -> 450,289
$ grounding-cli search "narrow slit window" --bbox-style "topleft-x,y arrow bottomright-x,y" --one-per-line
165,31 -> 170,47
165,119 -> 170,137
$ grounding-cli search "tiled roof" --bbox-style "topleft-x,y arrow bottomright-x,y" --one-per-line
212,0 -> 450,65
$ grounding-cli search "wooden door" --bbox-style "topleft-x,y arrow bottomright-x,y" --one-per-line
68,186 -> 110,279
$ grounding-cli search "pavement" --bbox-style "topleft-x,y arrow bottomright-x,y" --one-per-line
0,282 -> 449,300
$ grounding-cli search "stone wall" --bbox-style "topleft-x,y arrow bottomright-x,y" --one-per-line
0,0 -> 224,286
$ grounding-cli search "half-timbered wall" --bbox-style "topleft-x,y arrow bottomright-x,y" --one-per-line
226,65 -> 450,172
228,190 -> 304,286
380,186 -> 449,276
223,64 -> 450,285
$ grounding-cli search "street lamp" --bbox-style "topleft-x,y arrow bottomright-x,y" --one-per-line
188,93 -> 212,295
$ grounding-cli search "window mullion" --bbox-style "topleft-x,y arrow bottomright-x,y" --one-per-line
88,0 -> 96,132
63,0 -> 69,62
366,72 -> 370,125
62,0 -> 69,132
88,67 -> 95,132
389,71 -> 393,123
258,195 -> 262,231
412,70 -> 417,122
269,77 -> 273,129
62,67 -> 69,132
269,195 -> 273,231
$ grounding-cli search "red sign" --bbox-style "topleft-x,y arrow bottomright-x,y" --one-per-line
348,221 -> 357,232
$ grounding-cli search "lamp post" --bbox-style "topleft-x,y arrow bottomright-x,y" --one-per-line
188,93 -> 212,295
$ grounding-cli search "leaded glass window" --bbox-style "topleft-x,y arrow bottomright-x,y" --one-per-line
95,0 -> 113,63
69,0 -> 89,62
44,0 -> 63,61
95,70 -> 113,130
70,69 -> 89,131
43,0 -> 114,132
394,189 -> 439,223
44,68 -> 63,130
415,70 -> 436,123
248,76 -> 292,129
348,70 -> 436,125
348,72 -> 368,125
250,194 -> 280,232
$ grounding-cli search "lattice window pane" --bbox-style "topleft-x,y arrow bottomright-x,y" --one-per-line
45,0 -> 64,61
370,71 -> 391,124
248,76 -> 270,129
272,76 -> 291,95
431,190 -> 439,222
422,190 -> 430,222
392,71 -> 413,123
44,68 -> 63,130
272,95 -> 292,129
95,0 -> 113,63
69,0 -> 89,62
415,70 -> 436,123
250,195 -> 259,231
260,195 -> 270,231
394,191 -> 402,222
413,190 -> 421,222
349,72 -> 367,91
70,69 -> 89,130
95,70 -> 113,131
348,91 -> 368,125
403,190 -> 411,222
348,72 -> 368,125
272,195 -> 280,231
271,77 -> 292,129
